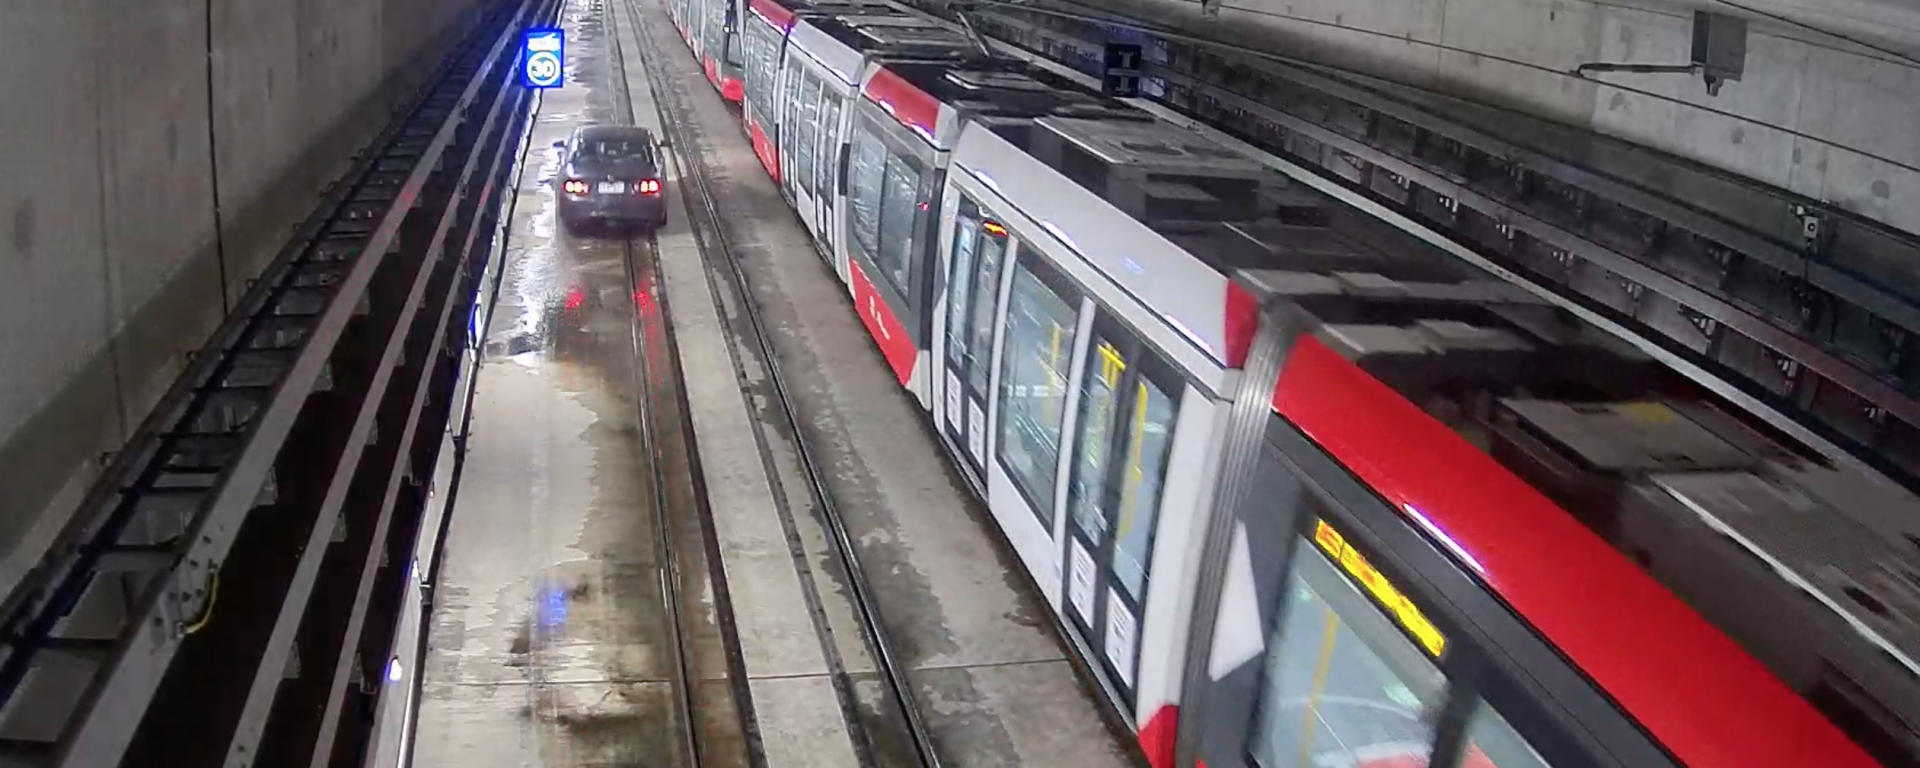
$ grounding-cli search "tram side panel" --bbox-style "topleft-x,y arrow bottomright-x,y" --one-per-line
711,0 -> 745,101
669,0 -> 694,46
842,79 -> 944,406
775,36 -> 806,215
691,0 -> 733,97
780,22 -> 864,285
931,135 -> 1251,765
685,0 -> 709,67
740,0 -> 791,183
781,49 -> 856,268
1180,386 -> 1688,768
1128,388 -> 1231,763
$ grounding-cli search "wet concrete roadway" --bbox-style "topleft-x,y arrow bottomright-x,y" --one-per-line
411,4 -> 686,765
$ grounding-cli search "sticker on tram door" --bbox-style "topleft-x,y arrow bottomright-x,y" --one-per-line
966,402 -> 986,466
1103,593 -> 1137,687
945,371 -> 963,431
1069,542 -> 1097,625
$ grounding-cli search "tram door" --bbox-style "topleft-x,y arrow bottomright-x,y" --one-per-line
813,88 -> 844,257
939,195 -> 1012,477
1059,311 -> 1181,701
784,67 -> 832,256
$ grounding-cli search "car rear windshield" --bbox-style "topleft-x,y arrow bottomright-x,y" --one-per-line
579,137 -> 651,162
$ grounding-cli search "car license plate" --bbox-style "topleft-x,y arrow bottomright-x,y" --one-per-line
597,181 -> 625,194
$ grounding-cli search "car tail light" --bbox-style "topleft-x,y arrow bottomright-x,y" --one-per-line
563,179 -> 587,195
638,179 -> 661,195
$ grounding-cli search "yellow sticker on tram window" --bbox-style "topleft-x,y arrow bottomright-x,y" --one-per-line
1096,342 -> 1127,388
1311,519 -> 1448,658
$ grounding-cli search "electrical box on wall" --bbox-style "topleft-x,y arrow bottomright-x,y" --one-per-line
1574,10 -> 1748,95
1691,11 -> 1747,94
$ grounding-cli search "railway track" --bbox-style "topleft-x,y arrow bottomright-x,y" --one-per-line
578,1 -> 761,766
609,0 -> 946,766
609,229 -> 759,768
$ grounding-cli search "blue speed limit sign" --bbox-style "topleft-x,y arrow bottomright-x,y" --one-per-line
522,27 -> 564,88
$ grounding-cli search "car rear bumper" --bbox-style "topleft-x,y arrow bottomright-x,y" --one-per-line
559,193 -> 667,224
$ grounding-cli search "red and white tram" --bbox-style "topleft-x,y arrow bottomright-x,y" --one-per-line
666,0 -> 746,101
689,7 -> 1917,766
738,2 -> 967,188
930,113 -> 1901,768
763,12 -> 979,276
739,13 -> 1137,404
838,58 -> 1140,409
740,0 -> 803,181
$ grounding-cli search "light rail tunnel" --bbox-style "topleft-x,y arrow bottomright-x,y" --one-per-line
5,0 -> 1920,764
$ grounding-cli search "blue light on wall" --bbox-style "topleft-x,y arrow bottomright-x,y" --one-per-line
521,27 -> 565,89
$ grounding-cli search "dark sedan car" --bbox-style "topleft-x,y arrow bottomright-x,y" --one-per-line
554,125 -> 668,231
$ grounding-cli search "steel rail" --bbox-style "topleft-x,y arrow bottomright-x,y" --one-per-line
0,2 -> 539,765
604,3 -> 731,765
622,3 -> 945,766
602,1 -> 781,764
623,230 -> 708,768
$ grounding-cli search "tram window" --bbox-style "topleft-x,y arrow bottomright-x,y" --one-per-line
742,27 -> 761,115
1249,533 -> 1446,768
946,214 -> 982,365
818,93 -> 843,195
1067,335 -> 1122,544
745,25 -> 775,122
848,130 -> 886,261
997,255 -> 1081,527
1457,703 -> 1556,768
966,226 -> 1008,394
1067,322 -> 1180,601
952,200 -> 1013,384
946,197 -> 1010,391
704,1 -> 725,48
1110,373 -> 1174,599
794,73 -> 821,195
878,153 -> 922,291
783,65 -> 804,141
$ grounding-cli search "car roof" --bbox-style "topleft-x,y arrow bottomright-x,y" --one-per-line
575,124 -> 653,142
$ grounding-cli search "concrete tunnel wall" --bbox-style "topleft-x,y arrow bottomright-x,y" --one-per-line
0,0 -> 496,593
1081,0 -> 1920,237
